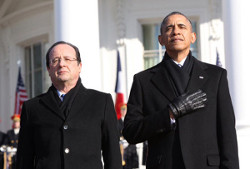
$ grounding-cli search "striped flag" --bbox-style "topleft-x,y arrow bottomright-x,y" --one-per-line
115,50 -> 125,120
13,67 -> 28,115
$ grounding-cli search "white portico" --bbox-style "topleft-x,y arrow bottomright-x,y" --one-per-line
223,0 -> 250,168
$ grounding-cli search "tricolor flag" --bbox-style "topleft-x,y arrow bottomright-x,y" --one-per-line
13,67 -> 28,115
216,48 -> 222,67
115,50 -> 125,120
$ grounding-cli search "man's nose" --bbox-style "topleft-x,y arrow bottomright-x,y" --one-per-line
172,25 -> 180,35
59,58 -> 66,66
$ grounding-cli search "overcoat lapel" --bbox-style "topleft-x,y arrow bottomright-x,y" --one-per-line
151,62 -> 177,101
186,58 -> 208,93
66,85 -> 89,121
40,88 -> 65,121
39,84 -> 89,121
151,57 -> 208,102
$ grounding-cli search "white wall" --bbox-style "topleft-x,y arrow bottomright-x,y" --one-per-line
0,1 -> 53,132
223,0 -> 250,168
0,36 -> 10,132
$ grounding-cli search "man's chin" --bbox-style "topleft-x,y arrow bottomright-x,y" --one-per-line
168,46 -> 187,52
57,76 -> 69,82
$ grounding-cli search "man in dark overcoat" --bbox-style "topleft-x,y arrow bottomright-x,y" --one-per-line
0,131 -> 6,147
123,12 -> 239,169
16,41 -> 122,169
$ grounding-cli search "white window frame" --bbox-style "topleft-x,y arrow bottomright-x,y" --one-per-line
24,41 -> 47,98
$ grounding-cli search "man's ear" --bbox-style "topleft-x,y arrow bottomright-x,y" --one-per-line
47,67 -> 51,77
78,62 -> 82,74
191,32 -> 197,44
158,35 -> 163,46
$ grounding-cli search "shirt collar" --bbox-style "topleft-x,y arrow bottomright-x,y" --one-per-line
57,90 -> 66,101
172,56 -> 187,67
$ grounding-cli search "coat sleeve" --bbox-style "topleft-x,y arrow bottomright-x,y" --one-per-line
123,75 -> 172,144
101,94 -> 122,169
16,102 -> 35,169
217,70 -> 239,169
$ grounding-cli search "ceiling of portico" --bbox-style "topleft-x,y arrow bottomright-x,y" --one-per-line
0,0 -> 52,19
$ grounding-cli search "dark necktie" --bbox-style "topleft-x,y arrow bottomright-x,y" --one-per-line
60,94 -> 65,101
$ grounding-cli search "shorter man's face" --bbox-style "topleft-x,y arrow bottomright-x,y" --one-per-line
47,44 -> 82,85
13,121 -> 20,129
158,14 -> 196,54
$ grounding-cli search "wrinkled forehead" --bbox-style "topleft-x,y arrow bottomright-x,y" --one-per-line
49,44 -> 76,58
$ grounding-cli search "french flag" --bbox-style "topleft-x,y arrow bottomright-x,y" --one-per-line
115,50 -> 125,120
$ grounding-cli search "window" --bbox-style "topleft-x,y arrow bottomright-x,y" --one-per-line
142,21 -> 198,69
24,42 -> 47,98
190,22 -> 198,57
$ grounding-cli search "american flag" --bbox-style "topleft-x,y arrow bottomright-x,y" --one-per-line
13,67 -> 28,115
115,50 -> 125,120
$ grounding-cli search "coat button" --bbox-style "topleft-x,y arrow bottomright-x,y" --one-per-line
65,148 -> 70,154
63,124 -> 68,130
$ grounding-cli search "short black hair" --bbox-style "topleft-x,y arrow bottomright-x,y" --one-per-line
160,11 -> 193,34
46,41 -> 81,68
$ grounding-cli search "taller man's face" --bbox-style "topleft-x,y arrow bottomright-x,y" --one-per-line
158,14 -> 196,55
47,44 -> 82,85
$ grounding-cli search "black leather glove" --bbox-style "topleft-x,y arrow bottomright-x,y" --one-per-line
168,89 -> 207,119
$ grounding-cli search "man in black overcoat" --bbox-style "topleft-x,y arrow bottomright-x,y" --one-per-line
0,131 -> 6,147
123,12 -> 239,169
16,41 -> 122,169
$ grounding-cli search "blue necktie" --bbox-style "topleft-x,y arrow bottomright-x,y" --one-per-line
60,94 -> 65,101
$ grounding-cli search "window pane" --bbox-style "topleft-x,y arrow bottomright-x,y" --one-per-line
33,43 -> 42,68
34,70 -> 42,96
24,42 -> 44,98
142,24 -> 160,50
25,47 -> 32,98
190,22 -> 198,58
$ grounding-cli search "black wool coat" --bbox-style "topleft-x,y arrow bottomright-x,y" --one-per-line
16,83 -> 122,169
123,55 -> 239,169
0,131 -> 6,146
6,129 -> 19,148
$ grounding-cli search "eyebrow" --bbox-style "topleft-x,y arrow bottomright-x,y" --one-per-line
166,23 -> 187,28
51,55 -> 74,58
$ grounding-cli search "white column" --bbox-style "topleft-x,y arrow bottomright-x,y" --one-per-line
222,0 -> 250,169
54,0 -> 102,90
